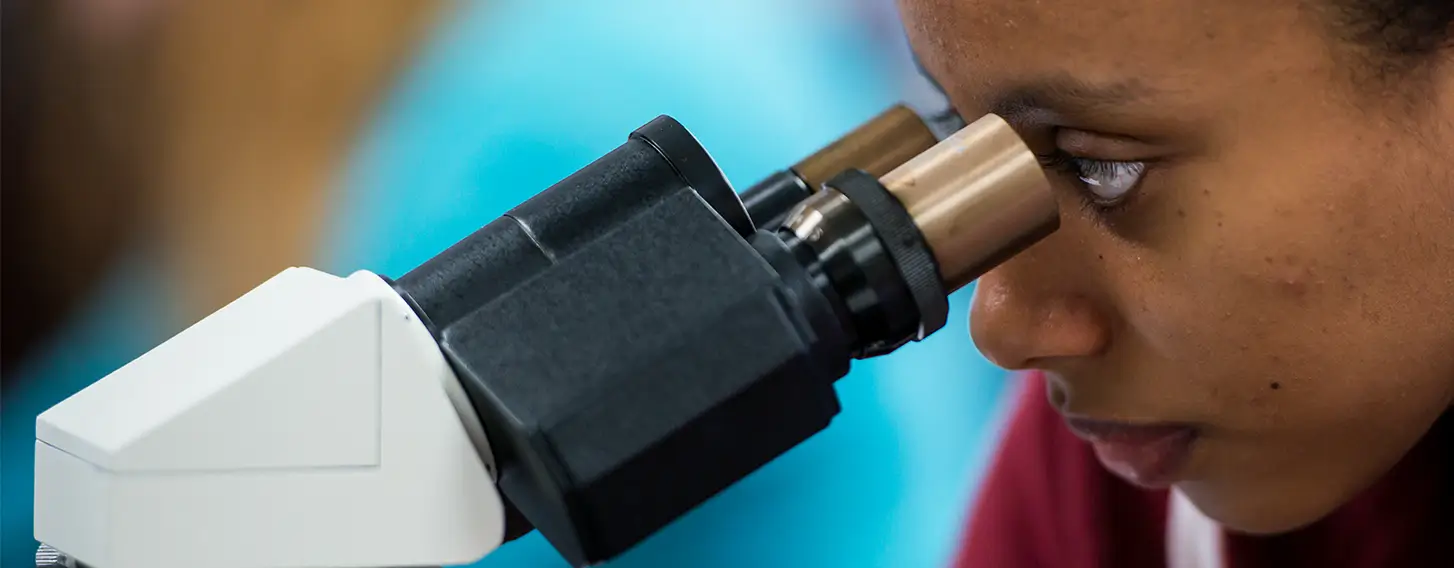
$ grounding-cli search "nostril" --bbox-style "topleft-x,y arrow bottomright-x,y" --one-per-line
1045,375 -> 1068,409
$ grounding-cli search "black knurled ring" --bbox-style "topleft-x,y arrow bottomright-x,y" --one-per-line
824,169 -> 949,337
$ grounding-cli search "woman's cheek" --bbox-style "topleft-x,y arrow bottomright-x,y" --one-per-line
1117,233 -> 1307,373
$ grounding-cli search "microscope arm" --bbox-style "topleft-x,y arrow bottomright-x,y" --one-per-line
35,268 -> 506,568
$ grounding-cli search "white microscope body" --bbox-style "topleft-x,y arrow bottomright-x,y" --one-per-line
34,268 -> 507,568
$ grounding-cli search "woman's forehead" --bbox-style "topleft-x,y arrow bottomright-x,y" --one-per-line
900,0 -> 1335,113
902,0 -> 1320,66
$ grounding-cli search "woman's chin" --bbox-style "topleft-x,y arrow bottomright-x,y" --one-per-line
1175,479 -> 1345,536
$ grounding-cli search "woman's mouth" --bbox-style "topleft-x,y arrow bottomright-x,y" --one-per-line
1063,417 -> 1198,488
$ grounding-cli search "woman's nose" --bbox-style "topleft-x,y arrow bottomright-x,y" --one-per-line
969,260 -> 1112,371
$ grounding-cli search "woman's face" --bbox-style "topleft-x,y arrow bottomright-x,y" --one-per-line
899,0 -> 1454,533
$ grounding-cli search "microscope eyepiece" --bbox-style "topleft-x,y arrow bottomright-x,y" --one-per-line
791,104 -> 940,191
771,113 -> 1055,357
738,104 -> 939,230
879,113 -> 1059,292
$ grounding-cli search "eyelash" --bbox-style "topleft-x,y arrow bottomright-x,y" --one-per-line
1037,151 -> 1146,215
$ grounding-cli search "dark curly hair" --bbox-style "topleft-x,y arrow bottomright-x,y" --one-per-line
1325,0 -> 1454,78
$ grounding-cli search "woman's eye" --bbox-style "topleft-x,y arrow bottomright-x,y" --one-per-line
1075,159 -> 1146,202
1040,152 -> 1147,208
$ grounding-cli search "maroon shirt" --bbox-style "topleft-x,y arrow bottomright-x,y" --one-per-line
953,372 -> 1452,568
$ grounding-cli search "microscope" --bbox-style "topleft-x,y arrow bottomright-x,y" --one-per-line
32,98 -> 1058,568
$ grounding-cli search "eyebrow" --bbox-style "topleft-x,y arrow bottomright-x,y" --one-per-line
985,74 -> 1165,123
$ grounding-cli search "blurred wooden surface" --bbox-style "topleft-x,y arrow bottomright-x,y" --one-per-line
148,0 -> 449,322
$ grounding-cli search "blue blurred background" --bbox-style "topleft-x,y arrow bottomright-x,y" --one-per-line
3,2 -> 1014,566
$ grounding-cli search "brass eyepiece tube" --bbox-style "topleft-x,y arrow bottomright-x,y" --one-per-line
740,104 -> 939,230
792,104 -> 939,190
776,113 -> 1057,354
879,113 -> 1058,293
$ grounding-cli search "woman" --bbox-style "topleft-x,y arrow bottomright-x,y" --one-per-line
896,0 -> 1454,565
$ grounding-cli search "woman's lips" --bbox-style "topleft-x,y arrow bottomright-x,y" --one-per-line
1063,417 -> 1198,488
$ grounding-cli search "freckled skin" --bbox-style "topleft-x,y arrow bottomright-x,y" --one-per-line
899,0 -> 1454,534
